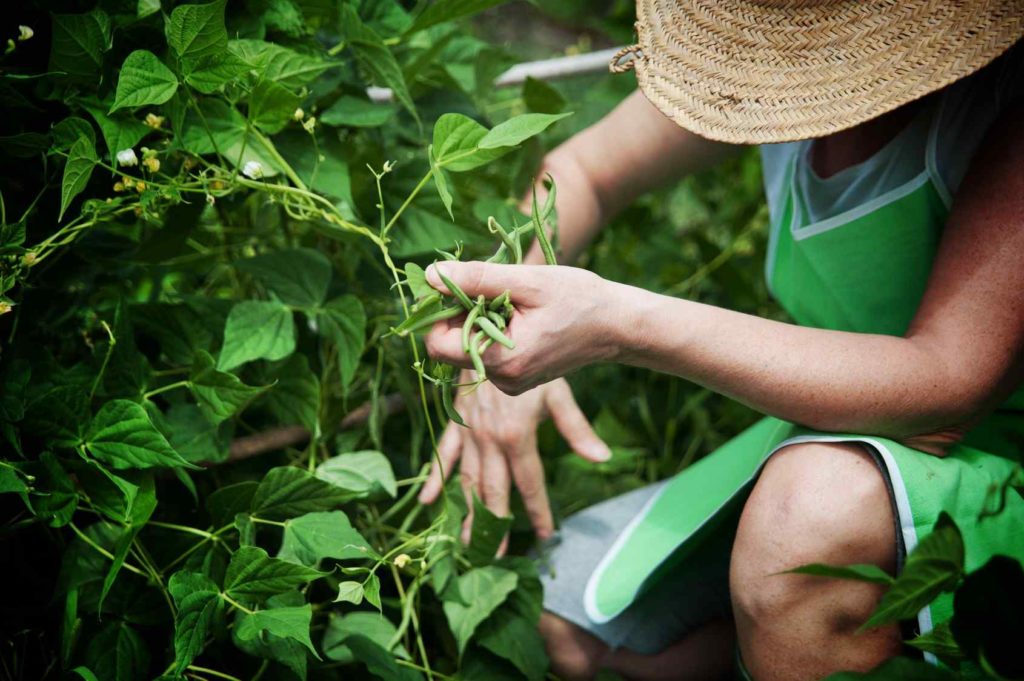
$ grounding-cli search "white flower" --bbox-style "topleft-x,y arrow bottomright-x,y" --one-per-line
18,26 -> 33,41
116,148 -> 138,167
293,107 -> 305,121
382,160 -> 395,173
302,116 -> 316,133
242,161 -> 263,179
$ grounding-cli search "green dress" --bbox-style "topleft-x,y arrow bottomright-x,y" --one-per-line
582,137 -> 1024,654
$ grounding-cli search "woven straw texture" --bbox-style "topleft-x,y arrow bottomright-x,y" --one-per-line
617,0 -> 1023,144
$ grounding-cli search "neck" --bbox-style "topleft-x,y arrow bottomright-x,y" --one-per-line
810,99 -> 926,178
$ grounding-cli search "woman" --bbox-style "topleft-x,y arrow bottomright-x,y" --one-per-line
420,1 -> 1024,679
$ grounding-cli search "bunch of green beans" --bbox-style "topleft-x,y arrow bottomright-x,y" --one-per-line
397,176 -> 559,425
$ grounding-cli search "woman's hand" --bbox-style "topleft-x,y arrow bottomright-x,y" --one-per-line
423,261 -> 625,395
417,376 -> 610,546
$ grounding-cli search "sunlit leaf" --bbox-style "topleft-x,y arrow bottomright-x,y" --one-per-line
110,51 -> 178,113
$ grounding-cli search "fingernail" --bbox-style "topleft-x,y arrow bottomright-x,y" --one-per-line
425,261 -> 451,286
592,444 -> 612,461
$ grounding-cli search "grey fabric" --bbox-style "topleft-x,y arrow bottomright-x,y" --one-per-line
537,480 -> 733,655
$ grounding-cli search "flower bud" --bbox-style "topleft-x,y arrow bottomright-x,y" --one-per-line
144,113 -> 164,129
18,26 -> 33,41
142,157 -> 160,173
116,148 -> 138,167
302,116 -> 316,133
293,107 -> 305,121
394,554 -> 411,569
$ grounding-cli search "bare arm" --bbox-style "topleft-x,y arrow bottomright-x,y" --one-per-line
425,104 -> 1024,456
525,90 -> 737,264
609,104 -> 1024,453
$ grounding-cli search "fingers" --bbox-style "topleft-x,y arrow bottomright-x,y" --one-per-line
424,322 -> 476,368
426,261 -> 540,301
506,429 -> 554,541
418,423 -> 462,504
547,380 -> 611,462
479,439 -> 512,555
458,437 -> 482,544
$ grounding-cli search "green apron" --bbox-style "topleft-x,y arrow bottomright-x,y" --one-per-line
583,141 -> 1024,652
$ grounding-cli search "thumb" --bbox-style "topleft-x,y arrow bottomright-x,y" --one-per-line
426,260 -> 531,301
546,381 -> 611,463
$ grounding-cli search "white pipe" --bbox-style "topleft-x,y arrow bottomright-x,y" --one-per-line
367,46 -> 625,103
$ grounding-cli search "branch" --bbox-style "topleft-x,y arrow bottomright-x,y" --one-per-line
226,393 -> 406,462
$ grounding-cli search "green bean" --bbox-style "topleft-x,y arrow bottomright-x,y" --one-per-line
488,290 -> 510,311
436,267 -> 474,310
475,316 -> 515,350
531,180 -> 557,266
468,330 -> 487,379
441,380 -> 466,426
394,305 -> 462,337
488,217 -> 521,264
462,301 -> 483,353
485,310 -> 506,329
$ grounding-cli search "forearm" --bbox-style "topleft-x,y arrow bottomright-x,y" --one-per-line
607,284 -> 1018,452
524,90 -> 737,265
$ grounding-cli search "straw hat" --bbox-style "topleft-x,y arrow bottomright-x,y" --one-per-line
610,0 -> 1023,144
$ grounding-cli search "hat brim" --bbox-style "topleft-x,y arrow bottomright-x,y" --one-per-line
626,0 -> 1023,144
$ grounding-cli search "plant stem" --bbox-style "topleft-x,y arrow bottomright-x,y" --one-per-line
148,521 -> 217,539
252,129 -> 307,192
220,593 -> 255,615
143,380 -> 190,400
68,523 -> 148,578
88,320 -> 115,401
187,665 -> 244,681
382,169 -> 432,236
249,516 -> 287,528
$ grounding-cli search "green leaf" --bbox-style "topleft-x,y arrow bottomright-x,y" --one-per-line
183,51 -> 250,93
783,563 -> 895,585
110,51 -> 178,113
83,621 -> 149,681
248,80 -> 302,135
169,570 -> 223,673
431,113 -> 503,172
87,399 -> 194,469
207,481 -> 259,527
391,205 -> 490,257
466,492 -> 512,566
318,295 -> 366,391
60,136 -> 97,221
137,0 -> 161,18
49,11 -> 112,82
478,615 -> 549,681
51,117 -> 96,153
341,5 -> 417,122
316,450 -> 397,499
162,403 -> 230,463
236,604 -> 319,657
275,130 -> 354,205
478,112 -> 571,149
364,573 -> 382,611
346,635 -> 422,681
334,581 -> 364,605
218,301 -> 296,371
522,76 -> 566,114
320,96 -> 395,128
166,0 -> 228,64
430,148 -> 455,219
224,546 -> 323,601
235,248 -> 331,308
906,621 -> 962,662
279,511 -> 372,566
190,350 -> 266,424
405,0 -> 506,36
98,475 -> 156,608
80,102 -> 152,162
822,656 -> 958,681
323,612 -> 410,664
231,594 -> 309,679
257,353 -> 321,432
70,669 -> 100,681
442,566 -> 518,655
251,466 -> 352,519
863,512 -> 964,630
229,40 -> 329,90
404,263 -> 434,300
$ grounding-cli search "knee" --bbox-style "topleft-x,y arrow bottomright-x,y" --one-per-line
730,442 -> 895,621
539,612 -> 609,681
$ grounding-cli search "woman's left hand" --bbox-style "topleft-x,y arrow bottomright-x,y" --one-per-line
424,261 -> 623,395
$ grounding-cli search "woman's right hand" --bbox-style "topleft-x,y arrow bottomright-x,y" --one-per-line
417,374 -> 610,546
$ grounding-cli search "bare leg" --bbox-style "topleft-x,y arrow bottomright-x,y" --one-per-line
540,612 -> 735,681
730,442 -> 903,681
